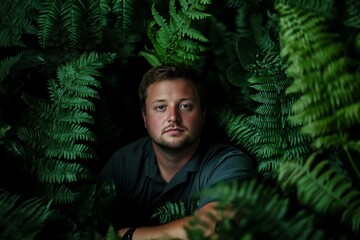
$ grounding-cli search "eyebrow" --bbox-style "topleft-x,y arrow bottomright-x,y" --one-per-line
150,98 -> 196,104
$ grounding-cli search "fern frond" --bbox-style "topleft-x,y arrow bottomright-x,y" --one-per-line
223,49 -> 311,177
18,52 -> 114,204
151,201 -> 187,224
197,180 -> 324,239
343,0 -> 360,28
279,154 -> 360,234
179,0 -> 211,20
87,0 -> 111,43
278,0 -> 336,16
37,0 -> 62,48
40,185 -> 83,204
0,0 -> 38,47
61,0 -> 84,47
277,3 -> 360,151
111,0 -> 137,43
37,160 -> 92,184
0,190 -> 52,239
0,52 -> 23,83
45,142 -> 96,160
140,0 -> 211,66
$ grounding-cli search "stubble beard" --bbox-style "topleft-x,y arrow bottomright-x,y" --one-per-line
152,135 -> 197,155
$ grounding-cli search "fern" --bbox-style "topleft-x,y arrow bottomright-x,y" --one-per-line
112,0 -> 136,43
0,53 -> 23,96
221,49 -> 311,178
277,2 -> 360,183
37,0 -> 62,48
279,153 -> 360,234
277,0 -> 336,16
0,0 -> 38,47
61,0 -> 84,47
17,52 -> 115,204
151,201 -> 187,224
139,0 -> 211,66
0,190 -> 53,239
42,0 -> 139,64
151,200 -> 198,224
189,180 -> 324,239
343,0 -> 360,28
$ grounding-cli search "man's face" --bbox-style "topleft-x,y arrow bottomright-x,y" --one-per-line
142,78 -> 206,150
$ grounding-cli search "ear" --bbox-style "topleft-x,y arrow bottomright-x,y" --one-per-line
141,108 -> 147,128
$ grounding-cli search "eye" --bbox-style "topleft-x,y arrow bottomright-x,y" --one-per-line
180,104 -> 193,111
155,105 -> 166,112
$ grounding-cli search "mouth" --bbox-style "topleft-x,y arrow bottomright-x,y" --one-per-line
165,128 -> 184,133
163,126 -> 186,134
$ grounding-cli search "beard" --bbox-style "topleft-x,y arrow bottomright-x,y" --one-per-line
151,135 -> 198,155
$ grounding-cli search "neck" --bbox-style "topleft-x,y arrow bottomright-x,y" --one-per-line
152,140 -> 200,183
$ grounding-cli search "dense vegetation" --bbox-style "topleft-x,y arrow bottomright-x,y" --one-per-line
1,0 -> 360,239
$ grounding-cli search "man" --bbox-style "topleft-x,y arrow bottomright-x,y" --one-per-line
98,64 -> 256,239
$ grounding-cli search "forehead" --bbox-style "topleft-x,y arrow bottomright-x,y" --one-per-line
146,79 -> 198,100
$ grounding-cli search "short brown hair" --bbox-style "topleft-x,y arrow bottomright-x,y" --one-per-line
138,64 -> 207,110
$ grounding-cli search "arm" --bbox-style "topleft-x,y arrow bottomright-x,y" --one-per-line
118,202 -> 223,240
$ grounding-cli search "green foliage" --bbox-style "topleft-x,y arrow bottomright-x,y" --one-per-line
17,51 -> 115,204
104,225 -> 121,240
0,0 -> 38,47
151,200 -> 198,224
279,153 -> 360,234
37,0 -> 142,55
343,0 -> 360,28
212,1 -> 360,239
1,0 -> 360,239
278,0 -> 336,16
278,3 -> 360,152
152,201 -> 187,224
0,52 -> 24,97
0,190 -> 53,240
190,180 -> 324,239
219,48 -> 311,178
139,0 -> 211,66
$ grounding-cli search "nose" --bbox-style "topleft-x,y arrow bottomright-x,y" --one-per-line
168,106 -> 180,123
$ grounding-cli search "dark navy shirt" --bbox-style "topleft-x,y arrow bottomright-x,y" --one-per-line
98,136 -> 255,228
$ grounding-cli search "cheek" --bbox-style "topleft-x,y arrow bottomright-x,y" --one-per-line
145,114 -> 164,129
184,113 -> 203,127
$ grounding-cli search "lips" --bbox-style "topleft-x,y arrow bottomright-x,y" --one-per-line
163,126 -> 185,134
165,128 -> 184,133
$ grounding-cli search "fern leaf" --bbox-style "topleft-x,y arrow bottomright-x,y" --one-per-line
223,48 -> 311,178
37,160 -> 92,184
0,0 -> 37,47
37,0 -> 62,48
0,52 -> 23,82
279,154 -> 360,234
151,201 -> 187,224
113,0 -> 136,43
278,3 -> 360,150
199,180 -> 324,239
0,190 -> 52,239
41,185 -> 83,204
343,0 -> 360,28
278,0 -> 335,16
61,0 -> 84,47
140,0 -> 211,65
87,0 -> 111,42
17,52 -> 114,205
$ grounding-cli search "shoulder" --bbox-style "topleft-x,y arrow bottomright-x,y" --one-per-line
197,139 -> 256,178
113,136 -> 152,157
200,139 -> 249,161
98,136 -> 152,182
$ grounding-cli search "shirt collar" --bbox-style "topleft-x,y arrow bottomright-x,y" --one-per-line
145,140 -> 204,182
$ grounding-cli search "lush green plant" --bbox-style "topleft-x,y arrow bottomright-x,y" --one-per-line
1,0 -> 360,239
